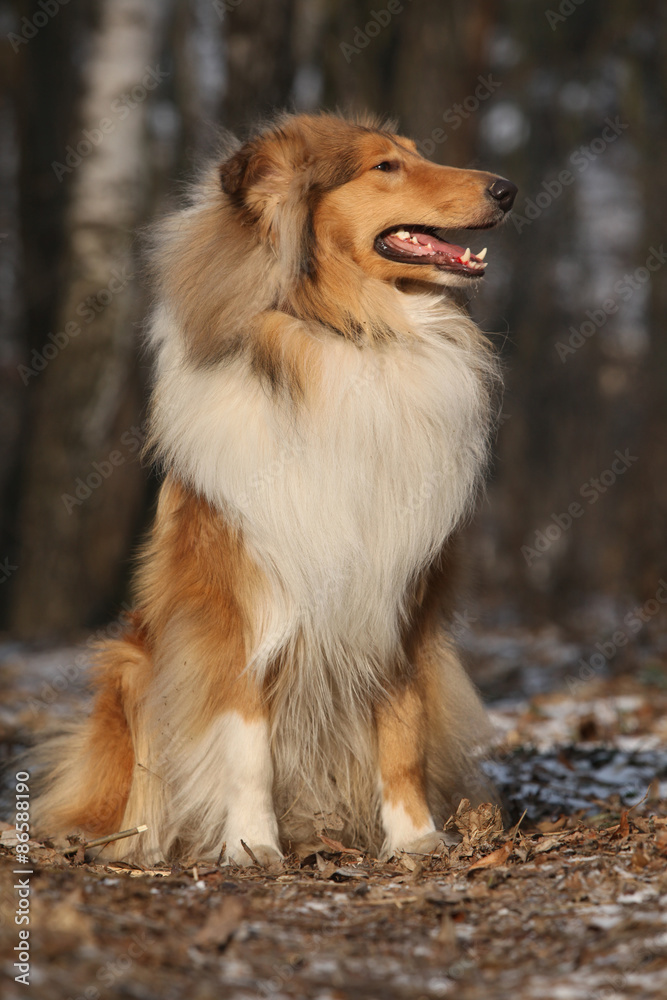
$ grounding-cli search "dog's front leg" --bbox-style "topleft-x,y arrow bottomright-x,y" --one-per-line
376,682 -> 443,858
217,709 -> 282,866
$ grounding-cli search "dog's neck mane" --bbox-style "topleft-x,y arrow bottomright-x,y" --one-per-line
147,169 -> 500,692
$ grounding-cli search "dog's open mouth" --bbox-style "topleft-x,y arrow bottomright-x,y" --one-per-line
374,226 -> 488,276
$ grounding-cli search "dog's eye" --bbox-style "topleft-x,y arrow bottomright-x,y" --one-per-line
372,160 -> 399,172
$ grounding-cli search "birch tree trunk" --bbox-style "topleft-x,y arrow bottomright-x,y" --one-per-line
11,0 -> 166,638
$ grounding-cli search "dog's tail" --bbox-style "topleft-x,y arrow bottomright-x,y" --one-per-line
31,623 -> 151,843
425,635 -> 499,821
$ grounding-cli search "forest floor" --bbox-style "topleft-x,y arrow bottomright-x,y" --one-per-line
1,618 -> 667,1000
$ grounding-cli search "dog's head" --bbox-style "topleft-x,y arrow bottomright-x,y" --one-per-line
219,112 -> 516,292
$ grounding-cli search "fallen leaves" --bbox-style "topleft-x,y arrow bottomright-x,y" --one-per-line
2,788 -> 667,1000
446,799 -> 505,845
318,833 -> 362,856
467,843 -> 512,872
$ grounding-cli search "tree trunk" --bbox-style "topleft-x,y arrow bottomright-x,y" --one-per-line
11,0 -> 166,638
221,0 -> 295,132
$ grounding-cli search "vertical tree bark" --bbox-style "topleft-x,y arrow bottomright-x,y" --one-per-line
11,0 -> 166,638
221,0 -> 295,132
480,0 -> 664,616
7,0 -> 666,636
625,1 -> 667,599
1,0 -> 84,623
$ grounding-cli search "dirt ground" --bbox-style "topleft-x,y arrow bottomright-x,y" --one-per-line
1,620 -> 667,999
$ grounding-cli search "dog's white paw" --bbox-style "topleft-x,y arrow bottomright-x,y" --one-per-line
381,829 -> 456,861
225,842 -> 284,868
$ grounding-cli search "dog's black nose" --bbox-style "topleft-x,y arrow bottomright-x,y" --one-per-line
487,177 -> 518,213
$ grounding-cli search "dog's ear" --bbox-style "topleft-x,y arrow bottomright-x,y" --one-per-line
219,142 -> 256,197
219,136 -> 295,214
220,134 -> 302,234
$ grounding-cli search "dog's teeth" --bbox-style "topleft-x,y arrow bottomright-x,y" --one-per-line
410,236 -> 419,244
426,243 -> 434,250
477,247 -> 487,260
461,248 -> 471,263
396,230 -> 410,240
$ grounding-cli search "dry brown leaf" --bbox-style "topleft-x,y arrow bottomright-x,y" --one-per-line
409,860 -> 425,882
654,829 -> 667,850
630,846 -> 650,870
194,897 -> 244,949
330,866 -> 367,880
537,816 -> 567,833
319,833 -> 361,855
533,836 -> 562,855
448,799 -> 504,849
467,843 -> 512,872
315,853 -> 337,878
397,852 -> 418,872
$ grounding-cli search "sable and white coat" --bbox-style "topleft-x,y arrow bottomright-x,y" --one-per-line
33,113 -> 516,864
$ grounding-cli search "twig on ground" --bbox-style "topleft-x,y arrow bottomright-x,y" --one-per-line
62,824 -> 148,857
241,840 -> 260,865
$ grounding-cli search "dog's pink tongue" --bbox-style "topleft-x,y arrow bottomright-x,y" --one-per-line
385,231 -> 465,259
414,232 -> 465,256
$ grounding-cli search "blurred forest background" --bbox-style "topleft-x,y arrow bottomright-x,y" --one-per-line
0,0 -> 666,642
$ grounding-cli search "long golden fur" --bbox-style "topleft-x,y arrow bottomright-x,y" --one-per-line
33,112 -> 516,864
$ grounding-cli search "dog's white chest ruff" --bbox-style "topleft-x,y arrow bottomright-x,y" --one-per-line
151,297 -> 492,671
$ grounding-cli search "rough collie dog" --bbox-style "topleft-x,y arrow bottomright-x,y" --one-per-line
34,112 -> 516,865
